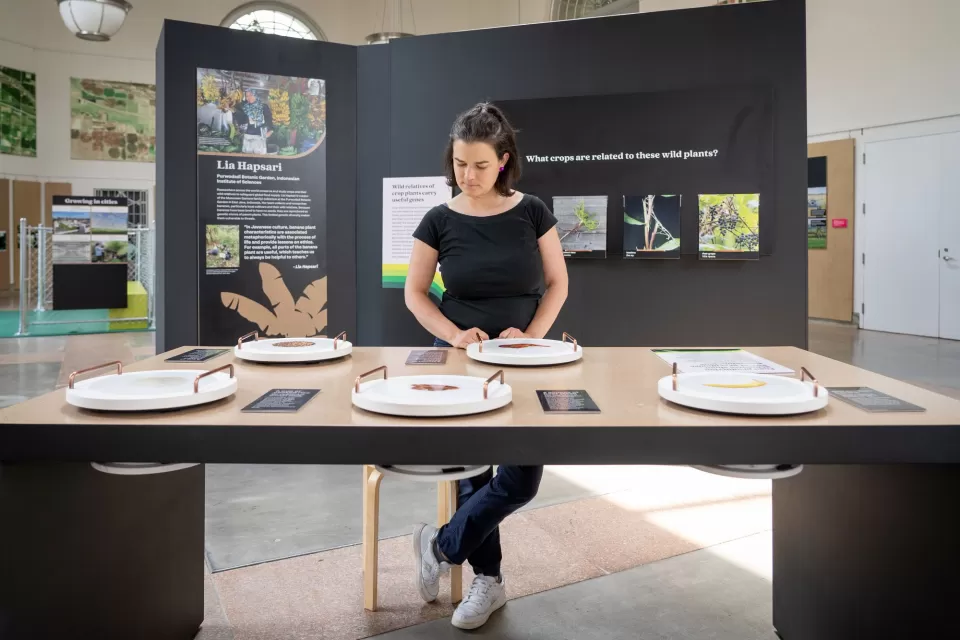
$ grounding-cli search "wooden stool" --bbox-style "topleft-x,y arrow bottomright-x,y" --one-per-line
362,465 -> 491,611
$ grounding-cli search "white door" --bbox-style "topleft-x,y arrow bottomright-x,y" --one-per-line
863,136 -> 941,337
939,132 -> 960,340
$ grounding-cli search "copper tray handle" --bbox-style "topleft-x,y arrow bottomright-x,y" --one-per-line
483,370 -> 505,400
562,332 -> 579,351
194,364 -> 235,394
672,362 -> 678,391
477,333 -> 484,353
68,361 -> 123,389
355,365 -> 388,393
801,367 -> 821,398
237,331 -> 258,349
332,330 -> 347,350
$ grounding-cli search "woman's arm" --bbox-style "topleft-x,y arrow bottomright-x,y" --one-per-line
404,239 -> 487,345
523,227 -> 568,339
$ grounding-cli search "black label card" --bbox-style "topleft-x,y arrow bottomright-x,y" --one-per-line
165,348 -> 230,363
242,389 -> 320,413
406,350 -> 448,365
537,390 -> 600,413
826,387 -> 926,413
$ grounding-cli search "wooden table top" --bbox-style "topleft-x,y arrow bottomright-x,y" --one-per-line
2,346 -> 959,465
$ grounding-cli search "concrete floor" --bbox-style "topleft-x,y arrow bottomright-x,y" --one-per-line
370,532 -> 777,640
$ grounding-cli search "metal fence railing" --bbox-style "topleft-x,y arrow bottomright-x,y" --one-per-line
15,218 -> 156,336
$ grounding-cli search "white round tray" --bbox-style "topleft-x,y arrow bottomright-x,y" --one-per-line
466,333 -> 582,367
352,366 -> 512,417
375,465 -> 491,482
234,331 -> 352,363
658,367 -> 827,415
691,464 -> 804,480
65,362 -> 237,412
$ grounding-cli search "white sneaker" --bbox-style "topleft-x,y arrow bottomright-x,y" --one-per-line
451,575 -> 507,630
413,523 -> 449,602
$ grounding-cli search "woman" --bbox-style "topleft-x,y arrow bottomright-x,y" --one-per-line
236,88 -> 273,155
404,102 -> 568,630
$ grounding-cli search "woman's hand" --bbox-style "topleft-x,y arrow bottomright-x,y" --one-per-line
499,327 -> 529,339
450,328 -> 489,348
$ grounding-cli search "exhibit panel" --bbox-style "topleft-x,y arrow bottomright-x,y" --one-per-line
157,21 -> 358,353
359,0 -> 807,348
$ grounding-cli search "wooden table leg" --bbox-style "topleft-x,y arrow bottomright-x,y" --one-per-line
362,465 -> 384,612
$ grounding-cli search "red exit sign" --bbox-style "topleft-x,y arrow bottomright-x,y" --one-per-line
832,219 -> 848,228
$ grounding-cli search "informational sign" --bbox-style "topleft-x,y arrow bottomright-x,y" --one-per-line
382,176 -> 450,298
405,349 -> 448,365
242,388 -> 320,413
537,390 -> 600,413
652,348 -> 794,375
51,196 -> 129,265
826,387 -> 925,413
807,155 -> 828,249
165,348 -> 230,363
196,69 -> 328,345
832,219 -> 848,228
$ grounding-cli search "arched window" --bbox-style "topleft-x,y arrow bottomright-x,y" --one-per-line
550,0 -> 630,21
222,2 -> 325,40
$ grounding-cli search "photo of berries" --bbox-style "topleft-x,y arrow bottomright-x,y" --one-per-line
698,194 -> 759,260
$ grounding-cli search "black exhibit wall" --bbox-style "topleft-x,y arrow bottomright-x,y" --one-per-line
357,0 -> 808,347
157,21 -> 357,351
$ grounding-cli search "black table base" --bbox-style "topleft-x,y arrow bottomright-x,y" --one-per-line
773,464 -> 960,639
0,463 -> 204,640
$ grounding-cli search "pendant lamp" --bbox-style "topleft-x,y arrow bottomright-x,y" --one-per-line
57,0 -> 133,42
365,0 -> 415,44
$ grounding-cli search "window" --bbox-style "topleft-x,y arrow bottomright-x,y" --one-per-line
95,188 -> 149,228
222,2 -> 325,40
551,0 -> 623,21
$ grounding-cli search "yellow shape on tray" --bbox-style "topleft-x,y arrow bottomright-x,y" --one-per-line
703,380 -> 767,389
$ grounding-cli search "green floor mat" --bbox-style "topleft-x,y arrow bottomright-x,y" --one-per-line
0,309 -> 154,338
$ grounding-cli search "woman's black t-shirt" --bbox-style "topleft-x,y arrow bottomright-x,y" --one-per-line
412,194 -> 558,338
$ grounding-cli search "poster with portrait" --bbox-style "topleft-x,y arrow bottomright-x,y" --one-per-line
196,69 -> 327,344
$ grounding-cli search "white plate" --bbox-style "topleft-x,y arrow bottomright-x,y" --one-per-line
353,373 -> 512,417
466,337 -> 582,367
234,337 -> 352,363
66,369 -> 238,412
658,372 -> 827,415
375,465 -> 491,482
691,464 -> 804,480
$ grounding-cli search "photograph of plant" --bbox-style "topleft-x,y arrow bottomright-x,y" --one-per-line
206,225 -> 240,269
807,186 -> 827,249
91,235 -> 128,263
70,78 -> 155,162
197,69 -> 325,157
623,195 -> 681,258
552,195 -> 608,258
698,193 -> 760,259
0,65 -> 37,157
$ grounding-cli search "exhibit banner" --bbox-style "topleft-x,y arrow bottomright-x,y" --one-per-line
807,156 -> 827,249
381,176 -> 450,298
498,87 -> 771,259
197,69 -> 327,344
51,196 -> 129,264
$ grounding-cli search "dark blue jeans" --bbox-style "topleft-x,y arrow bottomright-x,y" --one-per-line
436,466 -> 544,577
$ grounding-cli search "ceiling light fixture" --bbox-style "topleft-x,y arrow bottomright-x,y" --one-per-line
57,0 -> 133,42
365,0 -> 415,45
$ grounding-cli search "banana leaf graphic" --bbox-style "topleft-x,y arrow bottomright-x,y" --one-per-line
221,262 -> 328,337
